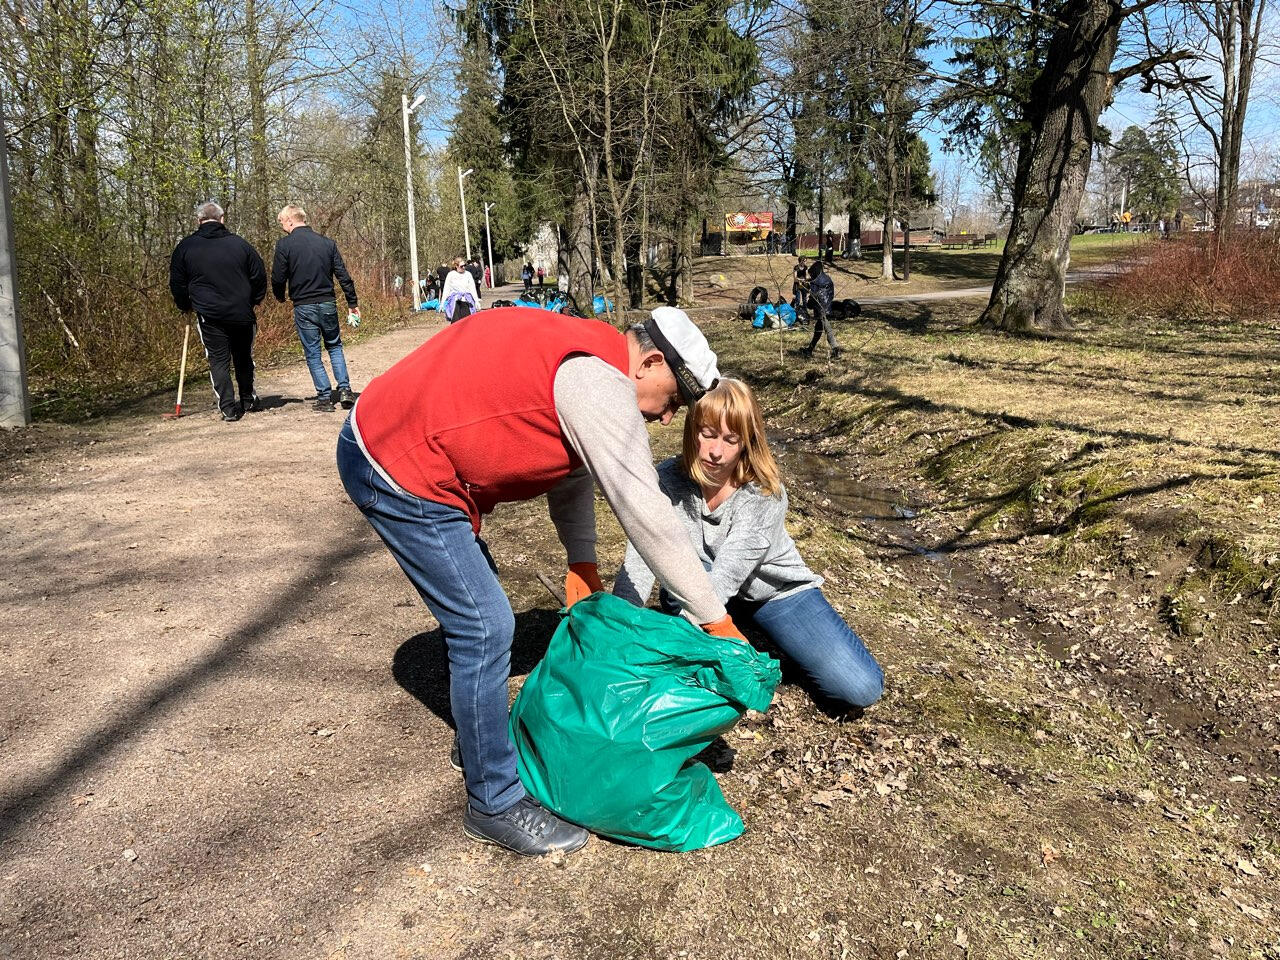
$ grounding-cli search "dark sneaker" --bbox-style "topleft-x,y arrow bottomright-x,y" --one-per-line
338,387 -> 356,409
243,394 -> 262,412
463,796 -> 589,857
449,736 -> 464,773
313,392 -> 335,412
221,406 -> 243,422
830,347 -> 845,359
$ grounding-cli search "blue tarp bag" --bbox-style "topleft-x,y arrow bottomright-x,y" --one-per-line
593,295 -> 614,314
752,302 -> 796,329
418,298 -> 440,310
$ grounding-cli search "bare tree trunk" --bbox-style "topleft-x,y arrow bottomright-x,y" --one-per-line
676,216 -> 696,305
846,204 -> 861,255
1210,0 -> 1266,242
979,0 -> 1122,332
881,129 -> 897,280
245,0 -> 270,251
567,177 -> 594,308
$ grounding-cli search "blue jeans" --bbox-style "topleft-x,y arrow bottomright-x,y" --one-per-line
336,419 -> 523,815
662,585 -> 883,709
294,301 -> 350,394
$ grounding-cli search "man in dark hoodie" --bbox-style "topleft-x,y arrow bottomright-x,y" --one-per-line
802,260 -> 841,359
272,204 -> 361,411
169,201 -> 267,422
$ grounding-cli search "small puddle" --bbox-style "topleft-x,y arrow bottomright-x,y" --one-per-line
775,444 -> 917,521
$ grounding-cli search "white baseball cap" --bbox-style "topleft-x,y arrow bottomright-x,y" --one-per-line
645,307 -> 721,404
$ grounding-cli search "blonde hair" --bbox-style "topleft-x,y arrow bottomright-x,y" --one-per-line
278,204 -> 308,225
682,378 -> 782,497
453,256 -> 466,269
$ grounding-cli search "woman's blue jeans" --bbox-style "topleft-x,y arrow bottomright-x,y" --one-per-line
663,585 -> 884,709
337,420 -> 524,815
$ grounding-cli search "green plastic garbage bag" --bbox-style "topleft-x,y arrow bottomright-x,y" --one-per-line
509,592 -> 781,852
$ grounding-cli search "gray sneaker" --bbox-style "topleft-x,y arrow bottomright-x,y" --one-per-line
462,797 -> 589,856
449,736 -> 463,773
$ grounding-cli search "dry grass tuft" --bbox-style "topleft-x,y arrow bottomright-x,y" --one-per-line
1108,231 -> 1280,320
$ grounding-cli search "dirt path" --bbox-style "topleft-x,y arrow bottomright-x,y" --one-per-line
2,309 -> 1275,959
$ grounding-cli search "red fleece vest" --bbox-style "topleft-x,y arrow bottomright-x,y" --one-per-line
356,307 -> 630,531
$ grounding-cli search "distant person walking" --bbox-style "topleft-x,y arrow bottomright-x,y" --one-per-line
272,204 -> 360,411
802,261 -> 841,358
824,230 -> 835,265
536,265 -> 545,287
169,201 -> 267,422
521,262 -> 534,292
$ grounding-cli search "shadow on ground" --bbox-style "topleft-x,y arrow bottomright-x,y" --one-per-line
391,607 -> 563,727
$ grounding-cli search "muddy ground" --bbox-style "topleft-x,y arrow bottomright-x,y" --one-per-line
1,290 -> 1277,960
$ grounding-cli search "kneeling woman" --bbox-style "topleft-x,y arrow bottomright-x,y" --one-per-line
613,378 -> 884,710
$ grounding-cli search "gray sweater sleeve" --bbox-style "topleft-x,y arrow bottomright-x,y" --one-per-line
553,356 -> 726,624
546,467 -> 597,564
616,460 -> 821,608
706,489 -> 786,604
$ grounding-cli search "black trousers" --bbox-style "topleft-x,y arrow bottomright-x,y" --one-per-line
196,316 -> 256,415
808,305 -> 839,351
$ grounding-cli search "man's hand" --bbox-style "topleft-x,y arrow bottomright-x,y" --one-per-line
702,614 -> 748,644
564,562 -> 604,609
347,307 -> 362,327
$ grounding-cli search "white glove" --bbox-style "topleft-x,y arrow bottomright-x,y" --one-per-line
347,308 -> 361,328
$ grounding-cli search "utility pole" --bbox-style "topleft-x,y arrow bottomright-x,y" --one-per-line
483,202 -> 496,289
402,93 -> 427,311
0,98 -> 30,427
458,167 -> 474,261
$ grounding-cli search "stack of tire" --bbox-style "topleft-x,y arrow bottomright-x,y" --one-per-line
829,299 -> 862,321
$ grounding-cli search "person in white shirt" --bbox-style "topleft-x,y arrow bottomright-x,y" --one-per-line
440,257 -> 480,321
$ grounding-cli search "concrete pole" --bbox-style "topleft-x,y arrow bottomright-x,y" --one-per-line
483,202 -> 495,289
401,94 -> 421,311
458,167 -> 473,261
0,98 -> 30,428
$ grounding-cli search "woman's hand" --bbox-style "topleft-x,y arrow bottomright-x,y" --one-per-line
702,614 -> 748,643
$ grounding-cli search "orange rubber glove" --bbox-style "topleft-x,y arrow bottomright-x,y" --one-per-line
702,614 -> 748,643
564,562 -> 605,609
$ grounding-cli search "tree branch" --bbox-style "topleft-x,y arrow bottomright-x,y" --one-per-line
1110,49 -> 1200,85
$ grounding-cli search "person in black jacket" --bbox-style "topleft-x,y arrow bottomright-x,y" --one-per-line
802,261 -> 841,358
272,204 -> 361,410
465,257 -> 484,302
169,201 -> 267,421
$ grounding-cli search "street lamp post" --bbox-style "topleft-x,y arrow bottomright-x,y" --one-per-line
483,202 -> 496,289
401,92 -> 427,311
0,97 -> 30,427
458,167 -> 474,261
